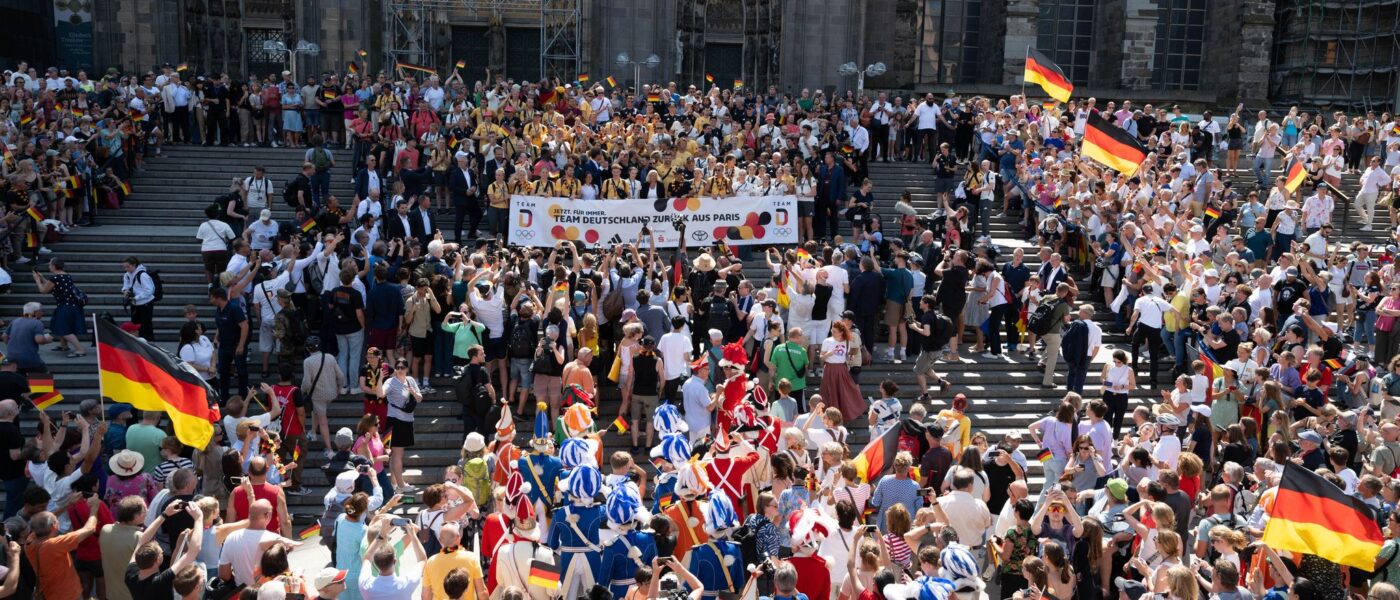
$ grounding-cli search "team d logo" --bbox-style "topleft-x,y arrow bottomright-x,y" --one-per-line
517,209 -> 533,227
774,208 -> 789,226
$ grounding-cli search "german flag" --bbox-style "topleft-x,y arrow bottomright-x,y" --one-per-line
852,424 -> 900,482
66,175 -> 81,189
24,232 -> 38,249
394,61 -> 437,76
776,273 -> 790,309
733,79 -> 744,89
28,376 -> 54,394
605,75 -> 617,88
33,392 -> 63,410
577,73 -> 590,83
527,559 -> 561,589
1262,463 -> 1383,569
96,318 -> 221,449
129,110 -> 144,123
1204,206 -> 1221,220
1082,112 -> 1147,177
347,62 -> 360,75
705,73 -> 714,83
1324,358 -> 1343,371
298,523 -> 321,540
1201,350 -> 1225,403
1285,161 -> 1308,193
71,107 -> 84,118
300,218 -> 317,233
118,181 -> 132,195
18,114 -> 33,126
1024,48 -> 1073,103
25,207 -> 43,222
611,416 -> 628,434
455,60 -> 466,69
176,62 -> 189,72
646,92 -> 661,103
1036,448 -> 1053,463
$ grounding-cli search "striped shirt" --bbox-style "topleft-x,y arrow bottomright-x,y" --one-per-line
152,457 -> 194,487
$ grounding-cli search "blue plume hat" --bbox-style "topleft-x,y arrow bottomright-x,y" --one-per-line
704,490 -> 739,533
565,464 -> 603,500
531,401 -> 552,447
559,437 -> 594,469
649,432 -> 691,466
605,486 -> 642,526
653,403 -> 688,435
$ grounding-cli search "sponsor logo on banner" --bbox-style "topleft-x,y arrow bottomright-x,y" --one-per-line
507,195 -> 800,248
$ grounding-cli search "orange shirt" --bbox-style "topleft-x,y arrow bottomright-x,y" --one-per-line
561,361 -> 595,398
27,530 -> 86,600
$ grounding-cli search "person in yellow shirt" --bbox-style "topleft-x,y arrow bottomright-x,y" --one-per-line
601,164 -> 630,199
532,173 -> 557,196
937,393 -> 973,459
557,171 -> 581,199
422,522 -> 488,600
1164,280 -> 1192,378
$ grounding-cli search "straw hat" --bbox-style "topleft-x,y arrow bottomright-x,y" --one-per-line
109,450 -> 145,477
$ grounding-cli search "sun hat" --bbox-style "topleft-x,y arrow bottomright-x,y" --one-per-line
109,450 -> 145,477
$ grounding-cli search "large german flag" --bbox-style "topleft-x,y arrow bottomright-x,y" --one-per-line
1262,463 -> 1383,570
1024,48 -> 1073,103
1082,112 -> 1148,177
96,318 -> 220,448
853,423 -> 901,482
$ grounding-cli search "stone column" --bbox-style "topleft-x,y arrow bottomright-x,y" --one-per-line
999,0 -> 1038,86
1118,0 -> 1158,91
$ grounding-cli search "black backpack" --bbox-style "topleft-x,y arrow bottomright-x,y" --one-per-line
508,316 -> 538,358
708,296 -> 733,339
283,175 -> 305,207
1027,299 -> 1059,336
730,522 -> 761,571
142,269 -> 165,302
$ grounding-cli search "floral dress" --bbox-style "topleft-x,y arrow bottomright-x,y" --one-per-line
1001,524 -> 1038,575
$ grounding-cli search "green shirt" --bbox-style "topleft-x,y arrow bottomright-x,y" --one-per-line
769,341 -> 809,391
881,267 -> 914,304
439,320 -> 487,358
124,423 -> 167,474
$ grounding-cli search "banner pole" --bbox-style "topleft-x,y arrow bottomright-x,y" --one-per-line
1022,45 -> 1029,101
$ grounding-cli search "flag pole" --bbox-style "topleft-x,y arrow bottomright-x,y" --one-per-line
1022,45 -> 1029,101
93,315 -> 104,419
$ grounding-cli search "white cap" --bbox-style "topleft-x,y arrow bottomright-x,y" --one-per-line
463,432 -> 486,452
1189,404 -> 1212,418
260,208 -> 272,221
334,470 -> 359,494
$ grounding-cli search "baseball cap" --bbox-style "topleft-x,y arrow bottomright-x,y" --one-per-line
1298,429 -> 1324,444
313,568 -> 348,591
260,208 -> 272,221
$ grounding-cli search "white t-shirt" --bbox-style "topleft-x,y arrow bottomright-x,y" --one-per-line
243,176 -> 272,209
913,102 -> 941,129
658,331 -> 692,380
1152,435 -> 1181,471
247,219 -> 279,251
821,337 -> 850,364
822,265 -> 850,309
220,528 -> 280,586
470,288 -> 507,339
197,220 -> 236,252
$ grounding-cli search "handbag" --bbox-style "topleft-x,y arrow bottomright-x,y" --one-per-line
607,351 -> 623,383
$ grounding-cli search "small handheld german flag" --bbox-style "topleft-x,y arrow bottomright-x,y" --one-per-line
705,73 -> 714,83
71,107 -> 85,118
18,114 -> 33,126
300,218 -> 317,233
733,79 -> 744,89
1285,161 -> 1308,193
382,431 -> 393,448
298,523 -> 321,540
129,110 -> 143,122
66,175 -> 81,189
527,559 -> 561,590
28,376 -> 54,394
25,206 -> 43,222
455,60 -> 466,69
347,62 -> 360,75
577,73 -> 590,83
118,181 -> 132,195
646,92 -> 661,103
1204,206 -> 1221,219
605,76 -> 617,88
1036,448 -> 1053,463
552,281 -> 569,293
34,392 -> 63,410
24,232 -> 38,249
612,416 -> 628,434
176,62 -> 189,72
1324,358 -> 1343,371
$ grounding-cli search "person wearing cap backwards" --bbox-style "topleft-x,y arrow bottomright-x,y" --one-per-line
311,566 -> 349,599
599,485 -> 659,599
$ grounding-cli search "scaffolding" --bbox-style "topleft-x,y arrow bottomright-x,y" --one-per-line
382,0 -> 580,80
1271,0 -> 1400,111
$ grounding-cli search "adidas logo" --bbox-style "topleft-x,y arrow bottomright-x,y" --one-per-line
607,233 -> 623,245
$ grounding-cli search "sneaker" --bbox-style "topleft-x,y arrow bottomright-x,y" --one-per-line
306,433 -> 319,444
285,486 -> 311,496
981,352 -> 1001,359
13,257 -> 29,265
37,247 -> 51,254
1362,225 -> 1373,231
422,384 -> 436,394
882,350 -> 895,363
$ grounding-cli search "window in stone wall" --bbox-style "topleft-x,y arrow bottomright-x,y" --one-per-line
1151,0 -> 1206,90
1036,0 -> 1095,84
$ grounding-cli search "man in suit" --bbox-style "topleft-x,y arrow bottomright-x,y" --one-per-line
583,148 -> 606,183
411,194 -> 438,248
816,151 -> 847,240
383,197 -> 414,242
448,153 -> 481,242
1037,251 -> 1070,292
482,145 -> 512,184
354,154 -> 385,210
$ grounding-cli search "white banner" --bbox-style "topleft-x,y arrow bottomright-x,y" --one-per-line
508,195 -> 799,248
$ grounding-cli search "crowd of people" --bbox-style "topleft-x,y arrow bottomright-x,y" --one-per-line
5,54 -> 1400,600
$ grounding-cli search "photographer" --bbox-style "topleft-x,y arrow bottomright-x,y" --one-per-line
645,555 -> 705,600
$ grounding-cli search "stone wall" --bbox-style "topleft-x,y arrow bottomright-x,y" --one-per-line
778,0 -> 863,93
1118,0 -> 1158,91
999,0 -> 1037,86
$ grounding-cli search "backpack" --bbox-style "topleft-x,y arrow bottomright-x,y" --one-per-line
461,457 -> 492,511
1202,512 -> 1253,566
1027,299 -> 1059,336
319,496 -> 345,553
310,147 -> 332,172
142,269 -> 165,302
283,175 -> 305,207
708,297 -> 733,338
278,310 -> 307,356
897,427 -> 922,457
731,521 -> 761,569
508,316 -> 537,358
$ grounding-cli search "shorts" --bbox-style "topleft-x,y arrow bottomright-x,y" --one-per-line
485,337 -> 507,361
367,327 -> 398,350
934,177 -> 957,194
510,357 -> 535,389
797,201 -> 814,218
533,374 -> 562,406
883,299 -> 909,328
387,416 -> 416,448
939,298 -> 966,320
1334,290 -> 1354,307
630,394 -> 660,426
410,335 -> 432,355
258,320 -> 278,353
75,558 -> 103,576
915,350 -> 944,375
434,170 -> 449,187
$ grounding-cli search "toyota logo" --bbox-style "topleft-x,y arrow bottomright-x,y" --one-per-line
690,230 -> 709,242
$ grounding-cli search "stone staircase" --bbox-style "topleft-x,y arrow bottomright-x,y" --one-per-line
0,147 -> 1378,523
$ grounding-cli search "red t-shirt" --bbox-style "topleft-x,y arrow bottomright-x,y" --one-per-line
790,554 -> 831,600
66,500 -> 114,561
482,514 -> 512,592
271,384 -> 304,437
232,482 -> 284,532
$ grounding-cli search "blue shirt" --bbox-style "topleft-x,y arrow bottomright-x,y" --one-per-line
880,267 -> 914,304
2,317 -> 44,369
213,300 -> 247,350
366,282 -> 405,330
871,475 -> 923,532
